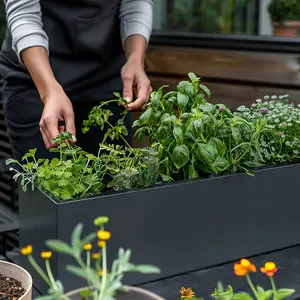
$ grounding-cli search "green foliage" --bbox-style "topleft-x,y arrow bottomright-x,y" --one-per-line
7,95 -> 160,201
234,95 -> 300,164
268,0 -> 300,22
27,217 -> 160,300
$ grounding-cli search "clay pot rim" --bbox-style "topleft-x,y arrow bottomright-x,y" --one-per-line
0,260 -> 33,300
65,285 -> 165,300
272,20 -> 300,27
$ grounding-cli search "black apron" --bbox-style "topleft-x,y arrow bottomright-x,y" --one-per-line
0,0 -> 130,161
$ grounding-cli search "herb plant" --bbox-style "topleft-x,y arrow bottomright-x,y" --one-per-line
268,0 -> 300,23
21,216 -> 160,300
7,97 -> 160,201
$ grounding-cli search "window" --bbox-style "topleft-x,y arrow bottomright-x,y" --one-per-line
153,0 -> 299,37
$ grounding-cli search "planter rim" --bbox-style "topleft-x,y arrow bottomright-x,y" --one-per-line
272,20 -> 300,27
36,161 -> 300,205
65,285 -> 165,299
0,260 -> 33,300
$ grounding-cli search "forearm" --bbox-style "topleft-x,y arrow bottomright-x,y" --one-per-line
120,0 -> 154,63
21,47 -> 59,103
124,35 -> 147,66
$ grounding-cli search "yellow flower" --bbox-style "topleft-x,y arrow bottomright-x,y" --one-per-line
98,240 -> 106,248
180,287 -> 195,298
97,230 -> 111,241
99,269 -> 104,277
40,251 -> 52,259
20,245 -> 33,256
92,253 -> 100,260
83,243 -> 92,251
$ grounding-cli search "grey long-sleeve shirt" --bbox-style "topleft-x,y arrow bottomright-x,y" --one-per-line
4,0 -> 154,62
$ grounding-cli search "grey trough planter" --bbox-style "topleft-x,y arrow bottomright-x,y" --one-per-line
19,163 -> 300,294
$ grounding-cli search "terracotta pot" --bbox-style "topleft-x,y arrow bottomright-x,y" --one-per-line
272,21 -> 300,37
65,286 -> 165,300
0,261 -> 32,300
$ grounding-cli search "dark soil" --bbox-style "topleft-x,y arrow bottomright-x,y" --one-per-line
0,273 -> 25,300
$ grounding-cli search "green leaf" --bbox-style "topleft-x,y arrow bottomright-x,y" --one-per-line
139,108 -> 152,123
200,102 -> 215,113
186,119 -> 203,141
177,92 -> 189,110
211,156 -> 230,174
46,240 -> 73,256
197,142 -> 218,165
188,72 -> 198,81
256,286 -> 272,300
173,126 -> 184,145
71,223 -> 83,251
132,120 -> 140,128
151,92 -> 161,108
200,84 -> 211,98
172,145 -> 190,169
275,288 -> 295,300
231,293 -> 254,300
209,138 -> 227,157
129,264 -> 161,274
66,265 -> 87,279
80,289 -> 94,297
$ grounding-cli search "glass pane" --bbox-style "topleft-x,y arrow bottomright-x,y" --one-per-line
153,0 -> 300,37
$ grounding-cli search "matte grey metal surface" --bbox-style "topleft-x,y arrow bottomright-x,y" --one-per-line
19,163 -> 300,294
66,286 -> 165,300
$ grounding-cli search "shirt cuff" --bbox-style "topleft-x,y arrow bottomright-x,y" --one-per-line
121,21 -> 152,48
12,24 -> 49,63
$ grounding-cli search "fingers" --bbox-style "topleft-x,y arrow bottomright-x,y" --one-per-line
122,71 -> 134,105
39,116 -> 60,149
128,77 -> 151,111
64,109 -> 77,143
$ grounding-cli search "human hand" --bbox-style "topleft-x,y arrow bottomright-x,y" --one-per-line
121,58 -> 152,111
39,83 -> 76,149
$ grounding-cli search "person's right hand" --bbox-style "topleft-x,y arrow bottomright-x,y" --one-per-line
39,83 -> 76,149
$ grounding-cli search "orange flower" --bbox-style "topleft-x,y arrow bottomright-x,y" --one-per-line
234,258 -> 256,276
180,287 -> 195,298
260,262 -> 278,277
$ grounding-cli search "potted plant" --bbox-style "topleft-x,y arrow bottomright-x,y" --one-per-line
0,260 -> 32,300
179,258 -> 295,300
8,74 -> 300,294
20,216 -> 164,300
268,0 -> 300,37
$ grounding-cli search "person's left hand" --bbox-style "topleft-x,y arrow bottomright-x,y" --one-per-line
121,59 -> 152,111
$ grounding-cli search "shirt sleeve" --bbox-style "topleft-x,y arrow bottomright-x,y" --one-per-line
119,0 -> 154,47
4,0 -> 49,63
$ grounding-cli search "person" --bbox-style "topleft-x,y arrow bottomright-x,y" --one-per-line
0,0 -> 154,162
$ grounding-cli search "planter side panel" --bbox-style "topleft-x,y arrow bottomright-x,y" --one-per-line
56,164 -> 300,292
19,189 -> 58,294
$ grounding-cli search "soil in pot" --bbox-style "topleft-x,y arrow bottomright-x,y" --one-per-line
0,273 -> 25,300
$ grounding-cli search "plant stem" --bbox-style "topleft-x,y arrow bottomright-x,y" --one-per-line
270,276 -> 277,300
98,227 -> 108,300
45,259 -> 57,290
246,274 -> 260,300
28,255 -> 52,287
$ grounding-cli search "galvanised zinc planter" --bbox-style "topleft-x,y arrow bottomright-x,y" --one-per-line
19,163 -> 300,294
